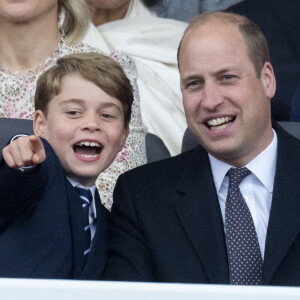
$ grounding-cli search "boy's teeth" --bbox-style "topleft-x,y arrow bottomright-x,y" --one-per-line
80,154 -> 98,158
79,141 -> 100,147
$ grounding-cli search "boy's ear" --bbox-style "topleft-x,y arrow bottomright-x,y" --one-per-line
33,110 -> 47,137
118,126 -> 130,152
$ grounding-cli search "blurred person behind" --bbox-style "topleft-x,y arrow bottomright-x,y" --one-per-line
85,0 -> 187,155
153,0 -> 243,22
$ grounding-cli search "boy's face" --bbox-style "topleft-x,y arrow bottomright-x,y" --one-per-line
34,73 -> 129,187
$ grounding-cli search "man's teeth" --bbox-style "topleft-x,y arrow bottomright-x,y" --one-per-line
77,141 -> 100,147
211,124 -> 228,131
207,116 -> 233,126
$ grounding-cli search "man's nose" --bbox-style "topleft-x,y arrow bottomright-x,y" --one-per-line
201,81 -> 223,111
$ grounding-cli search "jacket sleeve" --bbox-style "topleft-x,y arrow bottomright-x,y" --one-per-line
102,173 -> 155,282
0,144 -> 47,232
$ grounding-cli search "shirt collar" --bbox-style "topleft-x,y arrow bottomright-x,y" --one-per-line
209,129 -> 278,193
67,177 -> 97,218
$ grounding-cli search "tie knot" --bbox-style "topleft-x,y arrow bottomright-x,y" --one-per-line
75,187 -> 93,206
228,167 -> 251,187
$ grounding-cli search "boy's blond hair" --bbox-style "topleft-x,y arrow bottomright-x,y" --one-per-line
35,52 -> 133,127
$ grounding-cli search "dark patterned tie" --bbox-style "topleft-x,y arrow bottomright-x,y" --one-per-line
225,167 -> 263,285
75,187 -> 92,258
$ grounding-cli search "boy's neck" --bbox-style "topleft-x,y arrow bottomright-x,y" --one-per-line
66,176 -> 96,189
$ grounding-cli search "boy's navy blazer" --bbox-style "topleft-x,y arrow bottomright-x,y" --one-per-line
0,139 -> 109,279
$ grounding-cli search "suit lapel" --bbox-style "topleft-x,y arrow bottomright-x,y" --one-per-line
80,191 -> 109,279
263,124 -> 300,284
174,146 -> 229,284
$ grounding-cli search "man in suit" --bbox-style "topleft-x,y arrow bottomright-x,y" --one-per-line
103,12 -> 300,286
0,52 -> 132,279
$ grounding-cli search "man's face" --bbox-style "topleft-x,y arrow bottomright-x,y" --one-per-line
34,73 -> 128,186
179,22 -> 276,166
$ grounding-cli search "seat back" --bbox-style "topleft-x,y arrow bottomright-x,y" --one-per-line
0,118 -> 33,151
146,133 -> 170,163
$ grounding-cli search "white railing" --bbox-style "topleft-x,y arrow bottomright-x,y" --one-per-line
1,279 -> 300,300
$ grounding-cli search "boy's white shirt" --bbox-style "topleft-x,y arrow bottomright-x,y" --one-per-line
67,177 -> 97,244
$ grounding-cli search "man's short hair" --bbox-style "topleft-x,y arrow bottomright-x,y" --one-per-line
35,52 -> 133,127
177,11 -> 270,78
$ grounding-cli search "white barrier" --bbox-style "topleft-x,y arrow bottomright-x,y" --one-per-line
0,279 -> 300,300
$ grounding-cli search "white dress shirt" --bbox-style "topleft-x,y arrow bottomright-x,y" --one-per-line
67,178 -> 97,244
209,130 -> 278,259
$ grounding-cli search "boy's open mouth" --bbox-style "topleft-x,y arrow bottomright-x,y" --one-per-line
73,141 -> 102,158
205,116 -> 235,131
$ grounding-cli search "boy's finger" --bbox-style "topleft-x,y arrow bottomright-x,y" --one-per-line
28,135 -> 44,154
2,148 -> 18,169
29,136 -> 46,164
32,152 -> 45,165
5,141 -> 27,168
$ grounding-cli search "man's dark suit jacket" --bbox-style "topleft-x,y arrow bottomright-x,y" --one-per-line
104,123 -> 300,286
227,0 -> 300,121
0,139 -> 109,279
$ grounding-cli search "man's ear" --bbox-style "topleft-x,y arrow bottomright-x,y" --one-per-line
33,110 -> 47,138
261,62 -> 276,99
118,126 -> 130,152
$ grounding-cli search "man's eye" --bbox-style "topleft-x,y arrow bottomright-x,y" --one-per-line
189,81 -> 200,86
223,75 -> 236,80
186,80 -> 202,89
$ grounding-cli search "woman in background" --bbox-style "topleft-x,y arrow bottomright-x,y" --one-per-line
0,0 -> 146,210
84,0 -> 187,155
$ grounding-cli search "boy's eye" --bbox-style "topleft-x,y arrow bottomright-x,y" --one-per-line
100,113 -> 115,119
66,110 -> 82,116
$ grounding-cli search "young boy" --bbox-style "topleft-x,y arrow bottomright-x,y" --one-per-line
0,52 -> 133,279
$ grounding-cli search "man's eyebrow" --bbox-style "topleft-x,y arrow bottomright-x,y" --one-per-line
213,68 -> 239,77
181,74 -> 203,84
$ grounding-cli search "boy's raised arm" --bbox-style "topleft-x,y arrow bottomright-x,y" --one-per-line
2,135 -> 46,169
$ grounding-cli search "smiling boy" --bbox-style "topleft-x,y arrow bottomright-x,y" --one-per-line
0,52 -> 133,279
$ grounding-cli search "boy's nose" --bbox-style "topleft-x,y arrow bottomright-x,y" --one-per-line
82,114 -> 101,132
